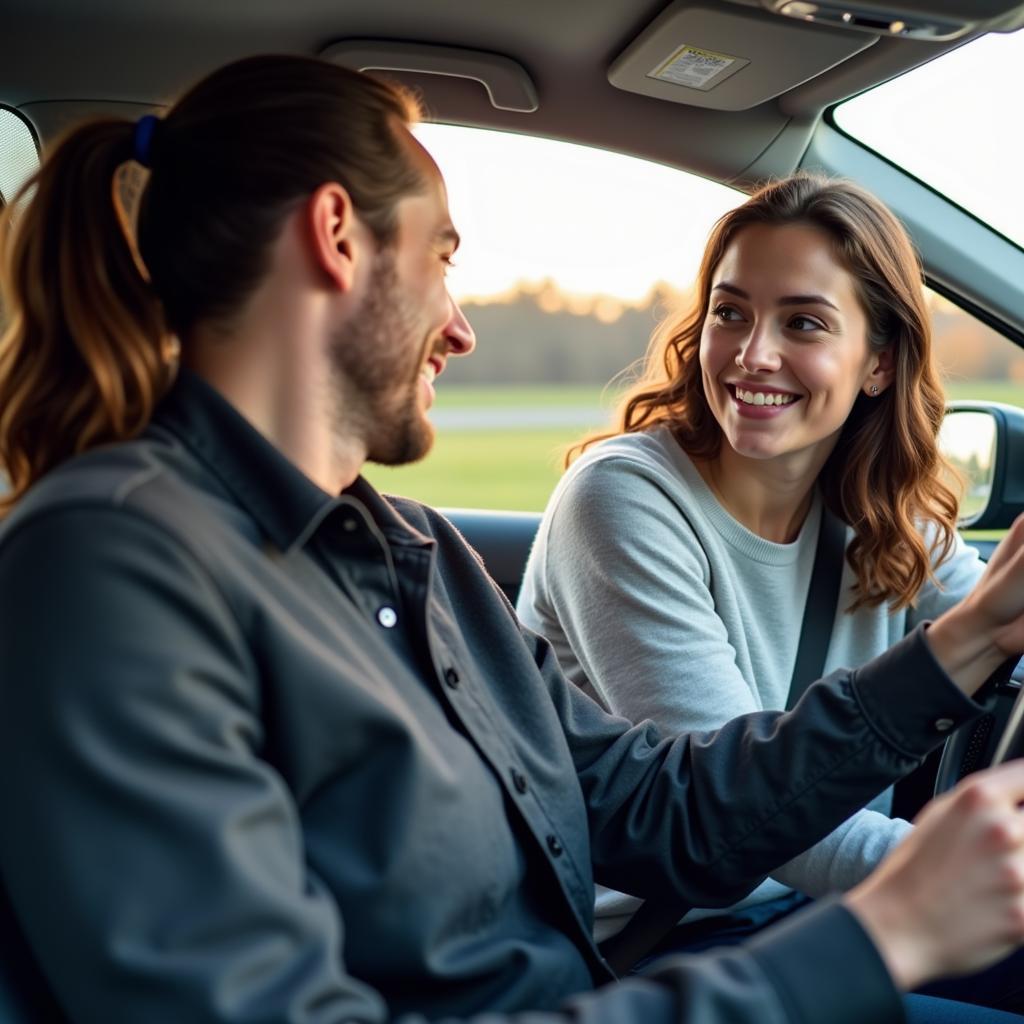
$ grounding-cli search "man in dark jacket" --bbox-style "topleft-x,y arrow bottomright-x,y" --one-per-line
2,55 -> 1024,1024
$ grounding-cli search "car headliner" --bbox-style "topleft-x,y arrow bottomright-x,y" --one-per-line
3,0 -> 1024,187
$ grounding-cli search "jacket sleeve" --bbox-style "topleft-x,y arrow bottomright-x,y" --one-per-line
0,506 -> 905,1024
526,611 -> 979,910
524,455 -> 913,897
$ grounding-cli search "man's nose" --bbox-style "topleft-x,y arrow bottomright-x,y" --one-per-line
443,294 -> 476,356
735,323 -> 781,373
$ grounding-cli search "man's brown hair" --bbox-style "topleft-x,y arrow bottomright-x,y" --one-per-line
0,55 -> 422,511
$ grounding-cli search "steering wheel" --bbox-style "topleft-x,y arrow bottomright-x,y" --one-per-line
934,672 -> 1024,793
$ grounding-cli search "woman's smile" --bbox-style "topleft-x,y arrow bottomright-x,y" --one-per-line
727,384 -> 801,417
700,221 -> 883,466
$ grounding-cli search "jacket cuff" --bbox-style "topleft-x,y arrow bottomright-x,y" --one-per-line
852,624 -> 983,761
745,898 -> 902,1024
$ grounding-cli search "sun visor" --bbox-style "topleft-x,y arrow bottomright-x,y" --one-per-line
608,1 -> 876,111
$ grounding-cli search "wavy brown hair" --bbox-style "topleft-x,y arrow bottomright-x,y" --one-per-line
0,55 -> 423,513
570,174 -> 960,610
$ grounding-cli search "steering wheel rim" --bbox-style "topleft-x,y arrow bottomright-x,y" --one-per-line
934,677 -> 1024,794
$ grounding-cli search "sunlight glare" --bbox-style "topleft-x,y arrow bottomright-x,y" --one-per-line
836,29 -> 1024,248
414,122 -> 744,304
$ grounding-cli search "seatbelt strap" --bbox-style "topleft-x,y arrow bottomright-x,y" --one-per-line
600,505 -> 846,976
786,506 -> 846,710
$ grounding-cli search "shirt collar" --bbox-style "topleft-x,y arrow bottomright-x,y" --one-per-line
150,369 -> 334,551
151,369 -> 433,553
152,372 -> 436,552
342,475 -> 423,542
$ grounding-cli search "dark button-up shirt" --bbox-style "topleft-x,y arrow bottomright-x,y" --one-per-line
0,371 -> 982,1024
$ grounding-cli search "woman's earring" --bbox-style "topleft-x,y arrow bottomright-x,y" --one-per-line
870,384 -> 880,396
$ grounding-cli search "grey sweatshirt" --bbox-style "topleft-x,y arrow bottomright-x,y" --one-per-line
517,426 -> 985,940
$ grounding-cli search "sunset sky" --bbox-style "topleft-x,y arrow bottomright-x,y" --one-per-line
413,122 -> 743,305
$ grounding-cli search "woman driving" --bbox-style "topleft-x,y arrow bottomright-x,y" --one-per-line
518,174 -> 1024,1013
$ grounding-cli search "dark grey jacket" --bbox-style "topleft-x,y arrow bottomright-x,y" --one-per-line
0,371 -> 981,1024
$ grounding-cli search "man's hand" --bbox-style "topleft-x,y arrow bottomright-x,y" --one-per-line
844,760 -> 1024,990
927,512 -> 1024,696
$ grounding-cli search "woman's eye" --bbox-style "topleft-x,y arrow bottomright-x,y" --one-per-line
711,304 -> 742,322
789,314 -> 826,332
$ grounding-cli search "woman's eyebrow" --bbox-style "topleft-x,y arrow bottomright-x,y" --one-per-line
777,293 -> 840,312
710,281 -> 748,299
712,281 -> 839,312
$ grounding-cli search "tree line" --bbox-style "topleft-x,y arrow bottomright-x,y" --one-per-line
446,281 -> 1024,387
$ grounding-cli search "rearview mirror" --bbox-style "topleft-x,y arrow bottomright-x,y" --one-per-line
941,402 -> 1024,529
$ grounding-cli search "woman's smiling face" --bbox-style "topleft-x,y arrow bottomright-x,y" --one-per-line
699,220 -> 891,468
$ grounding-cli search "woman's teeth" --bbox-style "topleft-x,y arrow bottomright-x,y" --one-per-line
735,388 -> 795,407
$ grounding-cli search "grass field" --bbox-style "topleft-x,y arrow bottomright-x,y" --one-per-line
944,380 -> 1024,406
421,385 -> 625,409
368,427 -> 581,510
364,379 -> 1024,515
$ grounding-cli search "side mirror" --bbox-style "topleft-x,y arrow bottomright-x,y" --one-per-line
940,402 -> 1024,529
933,402 -> 1024,801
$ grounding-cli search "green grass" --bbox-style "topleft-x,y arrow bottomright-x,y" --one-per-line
366,427 -> 581,510
365,386 -> 622,510
364,380 -> 1024,513
944,380 -> 1024,404
426,385 -> 623,409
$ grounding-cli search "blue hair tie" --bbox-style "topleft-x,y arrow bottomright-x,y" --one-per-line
132,114 -> 159,168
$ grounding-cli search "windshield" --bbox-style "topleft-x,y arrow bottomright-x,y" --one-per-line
834,28 -> 1024,249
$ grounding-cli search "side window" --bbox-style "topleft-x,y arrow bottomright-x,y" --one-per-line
0,106 -> 40,336
0,105 -> 39,212
364,124 -> 745,510
0,106 -> 40,496
929,287 -> 1024,406
365,123 -> 1024,516
3,114 -> 1017,521
929,287 -> 1022,540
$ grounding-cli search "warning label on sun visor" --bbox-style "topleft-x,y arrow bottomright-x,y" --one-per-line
649,45 -> 741,90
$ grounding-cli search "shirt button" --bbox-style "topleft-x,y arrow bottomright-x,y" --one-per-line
934,717 -> 955,733
546,834 -> 563,857
342,517 -> 358,532
444,667 -> 460,689
376,606 -> 398,628
511,769 -> 528,794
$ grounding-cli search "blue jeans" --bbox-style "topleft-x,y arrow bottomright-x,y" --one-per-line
634,893 -> 1024,1020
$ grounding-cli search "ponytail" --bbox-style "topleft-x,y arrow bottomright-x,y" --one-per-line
0,56 -> 422,514
0,118 -> 172,513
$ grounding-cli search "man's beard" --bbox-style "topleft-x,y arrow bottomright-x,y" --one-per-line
327,250 -> 437,467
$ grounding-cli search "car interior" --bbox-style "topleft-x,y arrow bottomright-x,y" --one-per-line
4,1 -> 1024,1019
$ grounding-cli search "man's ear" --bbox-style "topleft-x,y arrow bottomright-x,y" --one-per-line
306,182 -> 360,293
865,345 -> 896,397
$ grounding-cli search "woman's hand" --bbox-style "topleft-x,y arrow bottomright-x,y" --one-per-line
927,512 -> 1024,696
844,759 -> 1024,990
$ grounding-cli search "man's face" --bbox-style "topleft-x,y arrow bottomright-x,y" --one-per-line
329,139 -> 474,466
